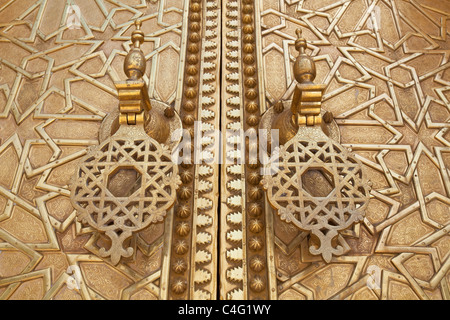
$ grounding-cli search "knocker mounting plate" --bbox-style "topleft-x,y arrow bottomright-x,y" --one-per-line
71,125 -> 180,265
262,127 -> 371,262
69,20 -> 181,265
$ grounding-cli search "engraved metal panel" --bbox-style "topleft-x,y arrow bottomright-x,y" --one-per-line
0,0 -> 449,300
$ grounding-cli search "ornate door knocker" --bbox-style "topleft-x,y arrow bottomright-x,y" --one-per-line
70,20 -> 182,265
260,29 -> 371,263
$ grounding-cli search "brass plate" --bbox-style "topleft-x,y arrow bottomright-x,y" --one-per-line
0,0 -> 449,300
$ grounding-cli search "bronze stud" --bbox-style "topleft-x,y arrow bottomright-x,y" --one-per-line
190,2 -> 201,12
190,22 -> 201,32
249,218 -> 264,233
185,88 -> 197,99
183,114 -> 195,125
187,54 -> 199,65
244,66 -> 255,76
248,201 -> 262,216
243,43 -> 254,53
176,204 -> 191,218
250,256 -> 265,272
180,170 -> 194,184
189,32 -> 200,43
175,221 -> 191,236
178,186 -> 193,200
172,259 -> 188,274
174,239 -> 189,255
250,276 -> 265,292
248,186 -> 263,201
242,14 -> 253,24
242,4 -> 253,14
243,34 -> 254,43
183,100 -> 196,112
186,65 -> 198,75
246,114 -> 259,126
180,155 -> 192,168
245,88 -> 257,100
188,43 -> 199,53
164,107 -> 175,118
185,76 -> 197,87
247,161 -> 259,169
323,111 -> 334,123
243,25 -> 254,34
244,77 -> 257,88
248,236 -> 263,251
246,101 -> 258,113
274,100 -> 284,113
189,12 -> 201,22
171,278 -> 187,294
243,54 -> 255,65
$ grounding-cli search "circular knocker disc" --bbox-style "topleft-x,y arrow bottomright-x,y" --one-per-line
262,127 -> 370,263
71,125 -> 180,265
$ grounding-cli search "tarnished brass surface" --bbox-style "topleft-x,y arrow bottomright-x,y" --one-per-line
70,123 -> 181,265
0,0 -> 198,300
260,28 -> 371,264
261,125 -> 371,263
70,19 -> 182,266
0,0 -> 449,300
220,0 -> 450,300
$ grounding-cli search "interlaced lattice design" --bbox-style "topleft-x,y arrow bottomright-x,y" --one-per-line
262,135 -> 370,262
71,134 -> 180,265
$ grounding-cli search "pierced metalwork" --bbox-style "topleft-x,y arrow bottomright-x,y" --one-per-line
261,29 -> 371,263
71,125 -> 180,265
1,0 -> 450,301
262,127 -> 370,262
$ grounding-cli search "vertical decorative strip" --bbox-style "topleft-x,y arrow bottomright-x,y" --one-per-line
160,0 -> 191,300
167,0 -> 203,300
220,0 -> 247,300
254,0 -> 277,300
240,0 -> 270,300
190,0 -> 221,300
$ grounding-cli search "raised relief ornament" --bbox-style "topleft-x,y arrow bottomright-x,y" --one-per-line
70,20 -> 181,265
261,29 -> 371,263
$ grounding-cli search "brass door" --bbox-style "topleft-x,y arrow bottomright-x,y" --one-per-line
0,0 -> 449,300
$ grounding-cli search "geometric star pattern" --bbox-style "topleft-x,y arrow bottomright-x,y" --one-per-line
0,0 -> 449,300
0,0 -> 185,300
260,0 -> 450,300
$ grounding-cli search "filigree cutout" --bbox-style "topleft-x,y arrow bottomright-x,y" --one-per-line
71,126 -> 181,265
262,128 -> 370,263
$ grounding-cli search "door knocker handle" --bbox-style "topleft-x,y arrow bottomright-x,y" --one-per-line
260,29 -> 371,263
70,20 -> 182,265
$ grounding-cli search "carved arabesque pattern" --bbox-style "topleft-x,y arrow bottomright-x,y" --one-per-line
0,0 -> 193,300
0,0 -> 449,300
256,0 -> 450,300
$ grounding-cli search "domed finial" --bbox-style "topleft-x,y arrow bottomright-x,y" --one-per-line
135,19 -> 142,28
132,19 -> 144,48
124,19 -> 146,80
293,28 -> 315,83
295,28 -> 306,53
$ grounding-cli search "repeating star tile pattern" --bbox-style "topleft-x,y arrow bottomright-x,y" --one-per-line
0,0 -> 449,300
258,0 -> 450,300
0,0 -> 187,300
